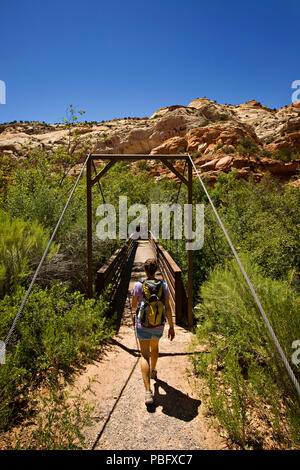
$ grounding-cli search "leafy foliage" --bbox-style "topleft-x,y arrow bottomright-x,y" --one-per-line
236,137 -> 260,156
0,210 -> 58,297
0,283 -> 114,431
192,255 -> 300,448
5,163 -> 86,240
211,173 -> 300,281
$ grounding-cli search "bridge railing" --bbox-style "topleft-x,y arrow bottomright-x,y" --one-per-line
148,231 -> 188,325
96,236 -> 136,300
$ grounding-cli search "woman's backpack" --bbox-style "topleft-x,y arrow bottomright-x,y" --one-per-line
137,279 -> 166,328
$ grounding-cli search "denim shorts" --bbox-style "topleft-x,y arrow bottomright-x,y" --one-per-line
136,325 -> 164,341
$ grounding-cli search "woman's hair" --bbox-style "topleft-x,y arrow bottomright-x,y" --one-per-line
144,258 -> 157,276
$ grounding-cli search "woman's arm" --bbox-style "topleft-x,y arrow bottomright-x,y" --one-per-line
165,296 -> 175,341
132,295 -> 138,311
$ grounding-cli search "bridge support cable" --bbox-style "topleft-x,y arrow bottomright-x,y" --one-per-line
187,153 -> 300,398
3,153 -> 91,348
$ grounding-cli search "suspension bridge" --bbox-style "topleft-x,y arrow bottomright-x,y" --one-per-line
1,152 -> 299,450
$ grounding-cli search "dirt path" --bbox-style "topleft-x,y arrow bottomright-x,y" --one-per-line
72,241 -> 226,450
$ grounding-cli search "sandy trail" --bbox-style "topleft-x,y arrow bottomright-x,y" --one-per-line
72,241 -> 226,450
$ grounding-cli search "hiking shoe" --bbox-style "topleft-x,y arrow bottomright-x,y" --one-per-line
145,391 -> 154,405
151,369 -> 157,380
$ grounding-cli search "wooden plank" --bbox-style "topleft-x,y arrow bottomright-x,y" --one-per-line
158,255 -> 176,290
174,271 -> 183,324
156,242 -> 182,274
96,238 -> 136,297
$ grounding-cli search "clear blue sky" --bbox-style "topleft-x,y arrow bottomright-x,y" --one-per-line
0,0 -> 299,124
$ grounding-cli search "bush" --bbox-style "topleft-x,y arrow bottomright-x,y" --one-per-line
15,387 -> 94,450
5,166 -> 86,240
212,174 -> 300,281
0,210 -> 58,297
136,160 -> 149,171
0,283 -> 114,431
37,225 -> 121,295
192,254 -> 300,448
164,171 -> 300,302
237,137 -> 259,156
274,148 -> 299,162
218,113 -> 229,121
1,384 -> 96,450
0,154 -> 18,207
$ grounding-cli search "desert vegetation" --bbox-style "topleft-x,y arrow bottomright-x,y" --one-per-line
0,106 -> 299,448
164,171 -> 299,449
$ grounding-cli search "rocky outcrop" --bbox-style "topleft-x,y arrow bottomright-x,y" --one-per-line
151,122 -> 259,156
1,97 -> 300,183
94,106 -> 208,154
187,97 -> 232,121
266,117 -> 300,154
257,157 -> 300,176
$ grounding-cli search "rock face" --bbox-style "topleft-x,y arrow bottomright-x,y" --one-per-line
1,97 -> 300,183
94,106 -> 208,154
151,122 -> 259,155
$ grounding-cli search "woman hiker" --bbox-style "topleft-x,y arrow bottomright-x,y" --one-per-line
131,258 -> 175,405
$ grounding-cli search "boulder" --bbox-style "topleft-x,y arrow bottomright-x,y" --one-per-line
199,158 -> 219,171
215,156 -> 233,170
258,158 -> 300,176
231,157 -> 252,169
150,136 -> 187,155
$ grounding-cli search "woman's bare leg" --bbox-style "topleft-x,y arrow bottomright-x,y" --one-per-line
150,338 -> 159,372
138,339 -> 151,392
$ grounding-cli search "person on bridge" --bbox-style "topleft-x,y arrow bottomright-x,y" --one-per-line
131,258 -> 175,405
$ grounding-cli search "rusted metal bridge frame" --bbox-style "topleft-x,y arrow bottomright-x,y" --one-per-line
86,154 -> 194,328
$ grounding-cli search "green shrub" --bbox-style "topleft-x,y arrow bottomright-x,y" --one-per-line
218,113 -> 229,121
0,210 -> 58,297
136,160 -> 149,171
37,225 -> 121,295
237,137 -> 259,156
5,167 -> 86,240
213,143 -> 223,153
0,283 -> 114,431
223,146 -> 233,154
212,174 -> 300,281
193,254 -> 300,448
274,148 -> 299,162
0,154 -> 18,207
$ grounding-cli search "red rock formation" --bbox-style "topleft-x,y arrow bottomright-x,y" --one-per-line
151,123 -> 259,156
2,97 -> 300,185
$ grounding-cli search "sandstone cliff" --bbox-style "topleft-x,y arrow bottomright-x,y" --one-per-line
1,97 -> 299,184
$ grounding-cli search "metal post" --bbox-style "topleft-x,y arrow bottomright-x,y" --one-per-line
187,160 -> 193,329
87,154 -> 93,298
